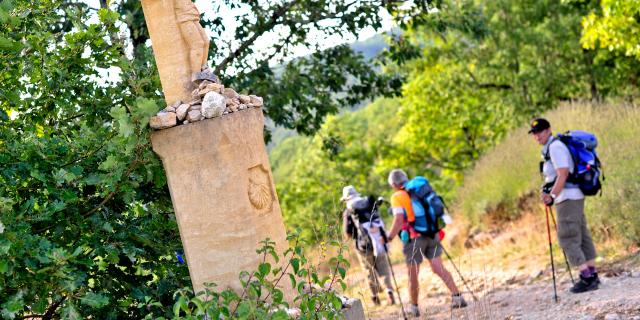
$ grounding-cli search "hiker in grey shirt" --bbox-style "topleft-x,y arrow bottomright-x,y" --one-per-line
529,118 -> 599,293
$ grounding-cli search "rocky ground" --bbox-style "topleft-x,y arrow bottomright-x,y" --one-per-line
344,213 -> 640,320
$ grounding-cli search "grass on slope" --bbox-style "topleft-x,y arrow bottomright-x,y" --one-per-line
455,102 -> 640,246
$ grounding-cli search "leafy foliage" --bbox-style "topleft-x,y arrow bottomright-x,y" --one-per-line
147,233 -> 350,320
1,1 -> 180,318
582,0 -> 640,59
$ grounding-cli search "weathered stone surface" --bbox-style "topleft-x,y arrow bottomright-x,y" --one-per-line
604,314 -> 621,320
239,95 -> 251,104
169,100 -> 182,109
151,108 -> 289,297
228,104 -> 238,113
164,106 -> 176,113
150,112 -> 177,129
341,299 -> 365,320
140,0 -> 195,105
223,88 -> 239,99
238,104 -> 247,110
202,92 -> 225,119
249,95 -> 263,107
176,103 -> 190,121
189,99 -> 201,106
186,110 -> 203,122
199,83 -> 224,96
198,80 -> 213,90
189,104 -> 202,112
191,88 -> 201,99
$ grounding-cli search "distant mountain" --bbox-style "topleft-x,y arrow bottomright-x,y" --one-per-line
350,33 -> 388,60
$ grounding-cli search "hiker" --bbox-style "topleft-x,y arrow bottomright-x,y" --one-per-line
385,169 -> 467,317
529,118 -> 599,293
341,186 -> 396,306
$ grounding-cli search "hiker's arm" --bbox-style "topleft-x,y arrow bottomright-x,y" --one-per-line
550,167 -> 569,196
541,167 -> 569,204
387,214 -> 404,242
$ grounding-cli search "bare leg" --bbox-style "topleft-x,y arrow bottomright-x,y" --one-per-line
429,257 -> 460,295
407,263 -> 420,305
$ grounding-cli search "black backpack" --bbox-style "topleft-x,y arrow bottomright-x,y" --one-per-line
348,196 -> 382,253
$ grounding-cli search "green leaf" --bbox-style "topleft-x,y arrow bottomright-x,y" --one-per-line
61,302 -> 81,320
337,267 -> 346,279
291,258 -> 300,274
271,288 -> 284,304
80,292 -> 109,308
0,259 -> 9,274
271,309 -> 288,320
258,262 -> 271,277
236,301 -> 251,318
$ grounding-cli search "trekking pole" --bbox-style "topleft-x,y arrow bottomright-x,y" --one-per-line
439,244 -> 479,302
547,206 -> 575,285
544,205 -> 559,303
374,199 -> 408,320
383,244 -> 408,320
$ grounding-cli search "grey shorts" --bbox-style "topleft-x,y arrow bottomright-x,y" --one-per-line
402,235 -> 443,265
556,199 -> 597,266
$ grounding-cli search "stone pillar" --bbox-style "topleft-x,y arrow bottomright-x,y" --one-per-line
151,108 -> 289,294
140,0 -> 193,106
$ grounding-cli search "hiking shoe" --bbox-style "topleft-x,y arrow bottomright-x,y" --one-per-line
451,294 -> 468,309
570,275 -> 599,293
593,272 -> 601,285
407,304 -> 420,318
386,289 -> 396,305
371,295 -> 381,306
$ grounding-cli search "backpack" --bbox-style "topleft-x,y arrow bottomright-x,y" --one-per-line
404,176 -> 446,237
348,196 -> 383,253
544,130 -> 602,196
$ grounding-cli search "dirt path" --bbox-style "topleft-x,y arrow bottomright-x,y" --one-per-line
344,213 -> 640,320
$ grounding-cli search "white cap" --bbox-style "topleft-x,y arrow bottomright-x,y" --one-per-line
340,185 -> 359,201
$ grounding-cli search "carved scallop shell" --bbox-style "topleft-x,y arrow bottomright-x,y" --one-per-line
249,183 -> 271,210
248,165 -> 274,211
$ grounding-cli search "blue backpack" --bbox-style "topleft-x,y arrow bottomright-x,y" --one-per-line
404,176 -> 446,237
545,130 -> 602,196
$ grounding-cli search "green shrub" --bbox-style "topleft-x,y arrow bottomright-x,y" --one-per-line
455,102 -> 640,244
144,233 -> 350,319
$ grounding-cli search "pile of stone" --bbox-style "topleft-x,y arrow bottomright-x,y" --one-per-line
150,80 -> 264,130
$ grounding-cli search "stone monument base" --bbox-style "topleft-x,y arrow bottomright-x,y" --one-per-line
151,108 -> 289,296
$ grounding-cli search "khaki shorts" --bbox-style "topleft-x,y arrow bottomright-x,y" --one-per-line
556,199 -> 597,266
402,235 -> 443,265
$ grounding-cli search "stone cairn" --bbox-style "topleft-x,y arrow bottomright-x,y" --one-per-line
149,79 -> 264,130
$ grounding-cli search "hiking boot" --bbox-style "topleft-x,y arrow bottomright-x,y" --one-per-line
451,294 -> 468,309
570,275 -> 599,293
407,304 -> 420,318
371,295 -> 381,306
592,272 -> 601,285
386,289 -> 396,305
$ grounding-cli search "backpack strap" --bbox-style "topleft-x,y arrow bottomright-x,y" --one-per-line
543,136 -> 580,188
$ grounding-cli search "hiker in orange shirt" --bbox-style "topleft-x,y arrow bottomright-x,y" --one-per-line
385,169 -> 467,317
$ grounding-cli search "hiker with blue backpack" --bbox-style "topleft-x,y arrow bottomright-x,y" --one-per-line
385,169 -> 467,317
341,186 -> 396,306
529,118 -> 601,294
